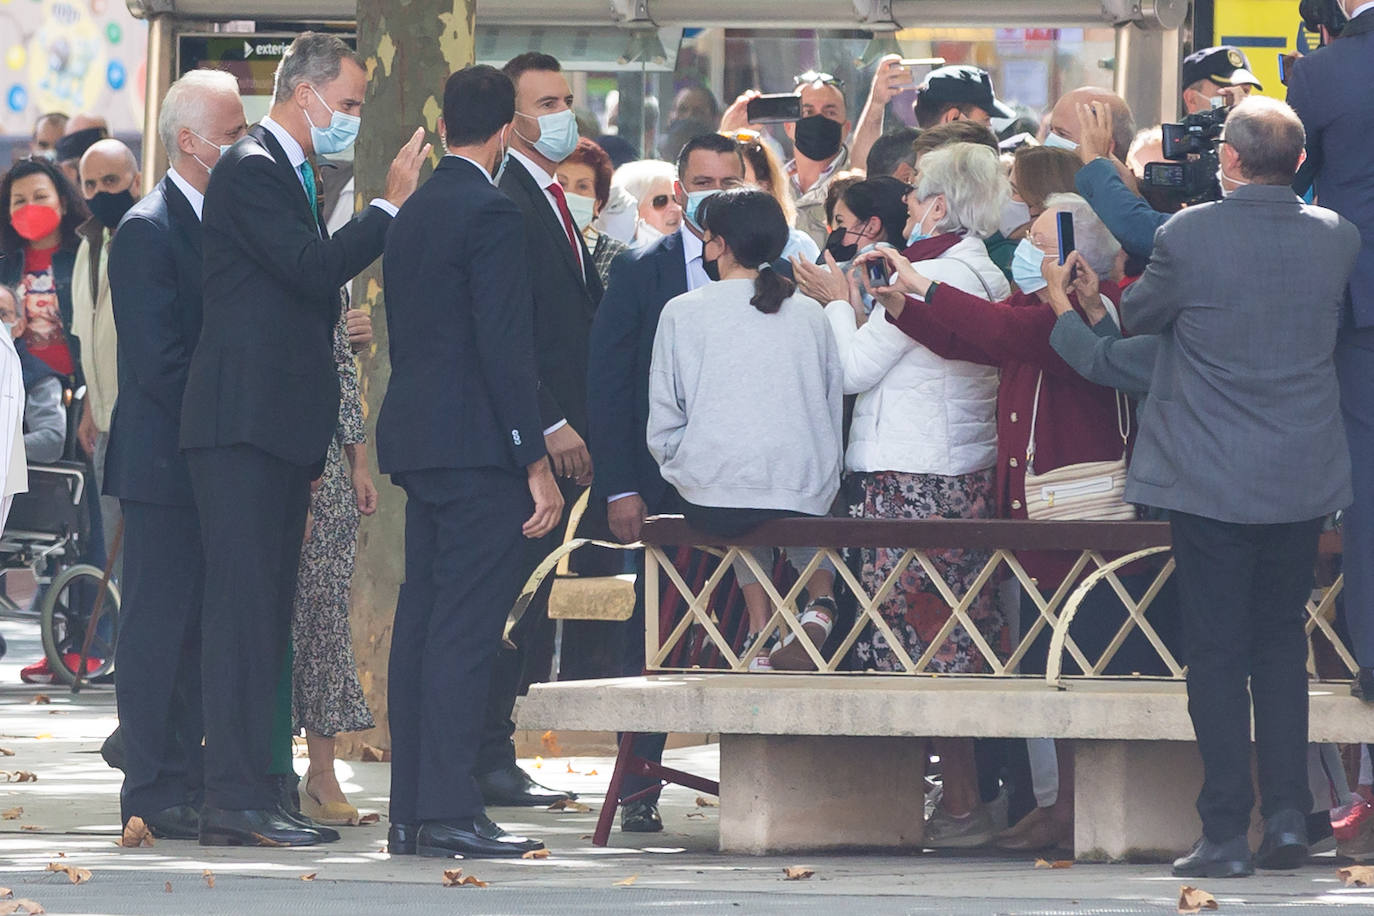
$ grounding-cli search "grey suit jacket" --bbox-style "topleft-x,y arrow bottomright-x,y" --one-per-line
1121,184 -> 1360,524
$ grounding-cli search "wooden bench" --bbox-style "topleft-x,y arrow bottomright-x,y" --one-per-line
516,517 -> 1360,859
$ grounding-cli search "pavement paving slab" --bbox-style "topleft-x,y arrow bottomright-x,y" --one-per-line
3,616 -> 1374,914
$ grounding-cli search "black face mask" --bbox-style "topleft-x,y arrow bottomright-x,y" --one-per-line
823,226 -> 857,263
88,189 -> 135,229
703,255 -> 722,282
793,114 -> 844,162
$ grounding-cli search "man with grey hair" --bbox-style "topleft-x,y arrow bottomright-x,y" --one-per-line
179,31 -> 428,847
103,68 -> 246,843
1121,95 -> 1360,879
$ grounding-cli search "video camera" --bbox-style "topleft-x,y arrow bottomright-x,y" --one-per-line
1142,104 -> 1228,205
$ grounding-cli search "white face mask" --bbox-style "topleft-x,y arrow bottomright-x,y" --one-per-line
999,198 -> 1032,237
1043,131 -> 1079,152
564,192 -> 597,231
1216,163 -> 1249,197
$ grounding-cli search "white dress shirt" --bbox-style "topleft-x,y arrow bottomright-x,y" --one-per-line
166,167 -> 205,221
1352,1 -> 1374,17
259,116 -> 398,218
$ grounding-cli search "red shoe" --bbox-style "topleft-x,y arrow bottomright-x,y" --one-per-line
1333,798 -> 1374,842
19,654 -> 101,685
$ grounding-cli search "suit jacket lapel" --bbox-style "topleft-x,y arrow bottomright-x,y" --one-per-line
506,157 -> 587,291
251,124 -> 323,235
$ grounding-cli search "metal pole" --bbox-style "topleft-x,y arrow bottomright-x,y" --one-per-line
141,13 -> 175,195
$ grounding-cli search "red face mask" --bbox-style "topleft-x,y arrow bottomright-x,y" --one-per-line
10,204 -> 61,242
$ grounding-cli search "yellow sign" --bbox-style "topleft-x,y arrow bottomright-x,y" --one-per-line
1213,0 -> 1301,98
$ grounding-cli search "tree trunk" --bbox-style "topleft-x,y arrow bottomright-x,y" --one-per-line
340,0 -> 475,759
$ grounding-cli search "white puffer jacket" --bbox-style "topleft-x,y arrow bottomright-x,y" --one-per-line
826,236 -> 1010,477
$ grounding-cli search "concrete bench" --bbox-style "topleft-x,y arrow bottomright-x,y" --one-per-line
516,516 -> 1358,859
519,674 -> 1374,858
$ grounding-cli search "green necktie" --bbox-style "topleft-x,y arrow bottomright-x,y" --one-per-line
297,161 -> 319,222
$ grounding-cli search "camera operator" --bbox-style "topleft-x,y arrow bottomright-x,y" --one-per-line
1285,0 -> 1374,700
1120,96 -> 1360,878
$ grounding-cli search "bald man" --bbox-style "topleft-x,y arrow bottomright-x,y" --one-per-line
73,137 -> 141,587
1044,86 -> 1136,160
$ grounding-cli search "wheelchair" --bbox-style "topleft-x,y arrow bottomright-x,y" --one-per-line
0,459 -> 120,685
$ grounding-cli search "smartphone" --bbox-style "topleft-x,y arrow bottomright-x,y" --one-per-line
865,258 -> 888,288
900,57 -> 946,72
1056,211 -> 1076,266
746,93 -> 801,124
1277,52 -> 1287,84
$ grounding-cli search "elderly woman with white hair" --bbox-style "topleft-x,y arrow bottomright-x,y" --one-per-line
610,159 -> 683,247
791,141 -> 1013,848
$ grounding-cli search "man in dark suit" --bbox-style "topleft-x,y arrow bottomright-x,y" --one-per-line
377,64 -> 562,858
180,32 -> 428,847
104,70 -> 247,841
586,133 -> 745,832
473,51 -> 603,807
1286,0 -> 1374,698
1122,97 -> 1360,878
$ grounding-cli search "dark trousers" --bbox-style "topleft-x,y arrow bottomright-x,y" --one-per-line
475,477 -> 581,776
1170,510 -> 1320,841
1337,326 -> 1374,666
114,500 -> 205,821
186,444 -> 311,811
389,467 -> 531,823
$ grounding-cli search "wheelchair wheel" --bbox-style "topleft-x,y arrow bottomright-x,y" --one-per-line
39,564 -> 119,686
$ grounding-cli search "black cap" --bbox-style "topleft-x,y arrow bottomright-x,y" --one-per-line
54,126 -> 108,164
1182,46 -> 1263,91
915,65 -> 1016,120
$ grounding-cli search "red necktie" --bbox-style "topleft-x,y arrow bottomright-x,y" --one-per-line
545,181 -> 581,262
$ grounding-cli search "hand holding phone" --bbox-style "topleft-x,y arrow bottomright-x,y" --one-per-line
1056,211 -> 1078,280
866,258 -> 888,289
745,94 -> 802,124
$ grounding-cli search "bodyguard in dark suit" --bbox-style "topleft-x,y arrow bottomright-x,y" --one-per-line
1286,0 -> 1374,695
586,133 -> 745,832
473,52 -> 604,806
105,71 -> 248,840
1122,98 -> 1360,879
180,32 -> 427,847
377,65 -> 562,858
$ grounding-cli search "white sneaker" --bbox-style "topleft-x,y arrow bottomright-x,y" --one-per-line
925,802 -> 998,849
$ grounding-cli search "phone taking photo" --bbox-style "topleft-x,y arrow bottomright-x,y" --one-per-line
1056,211 -> 1076,266
746,94 -> 802,124
1277,52 -> 1287,84
865,257 -> 888,289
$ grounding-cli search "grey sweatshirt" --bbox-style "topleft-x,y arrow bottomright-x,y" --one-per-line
647,278 -> 843,515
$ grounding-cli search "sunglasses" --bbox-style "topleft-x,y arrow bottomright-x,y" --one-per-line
794,70 -> 845,90
649,194 -> 673,210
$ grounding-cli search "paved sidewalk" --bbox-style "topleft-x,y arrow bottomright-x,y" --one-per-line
2,616 -> 1374,914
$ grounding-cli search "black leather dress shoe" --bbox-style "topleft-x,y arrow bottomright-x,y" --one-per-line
620,800 -> 663,833
387,821 -> 418,855
143,804 -> 200,840
1257,808 -> 1309,870
1173,834 -> 1254,878
100,727 -> 125,772
476,765 -> 577,807
1354,668 -> 1374,703
275,804 -> 341,843
275,773 -> 302,815
416,815 -> 545,858
199,806 -> 322,847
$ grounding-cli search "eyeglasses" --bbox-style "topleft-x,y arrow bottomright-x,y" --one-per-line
794,70 -> 844,90
650,194 -> 672,210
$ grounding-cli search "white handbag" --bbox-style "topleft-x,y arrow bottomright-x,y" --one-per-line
1022,372 -> 1136,521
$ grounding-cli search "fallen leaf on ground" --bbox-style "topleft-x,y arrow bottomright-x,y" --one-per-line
29,696 -> 49,706
685,812 -> 707,819
613,875 -> 638,887
299,873 -> 316,881
1178,885 -> 1218,913
1,808 -> 20,820
1033,858 -> 1073,868
32,735 -> 50,741
357,813 -> 380,825
251,833 -> 287,847
0,748 -> 13,756
533,755 -> 543,769
202,870 -> 214,888
163,882 -> 171,893
522,848 -> 551,859
586,769 -> 598,776
2,772 -> 37,783
359,744 -> 386,763
566,762 -> 578,774
45,863 -> 90,885
0,898 -> 44,914
19,826 -> 41,832
546,799 -> 592,813
1340,865 -> 1374,887
441,868 -> 487,887
695,796 -> 719,807
579,834 -> 593,840
540,731 -> 563,756
783,866 -> 815,880
119,817 -> 154,848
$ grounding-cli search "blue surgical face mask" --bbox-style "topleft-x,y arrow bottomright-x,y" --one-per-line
515,108 -> 579,163
189,130 -> 233,175
905,198 -> 940,247
1043,131 -> 1078,152
564,191 -> 597,231
1011,237 -> 1050,294
304,85 -> 361,155
683,189 -> 717,231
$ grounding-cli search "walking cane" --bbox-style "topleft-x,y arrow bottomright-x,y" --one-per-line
70,517 -> 123,694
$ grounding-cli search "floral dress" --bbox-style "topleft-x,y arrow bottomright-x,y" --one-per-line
291,308 -> 375,736
848,468 -> 1005,674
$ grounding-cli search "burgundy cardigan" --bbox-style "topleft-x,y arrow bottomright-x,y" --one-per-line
888,282 -> 1132,584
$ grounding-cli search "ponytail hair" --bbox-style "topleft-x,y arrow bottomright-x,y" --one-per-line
699,187 -> 795,314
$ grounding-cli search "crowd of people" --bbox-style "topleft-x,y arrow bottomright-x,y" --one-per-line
0,0 -> 1368,878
